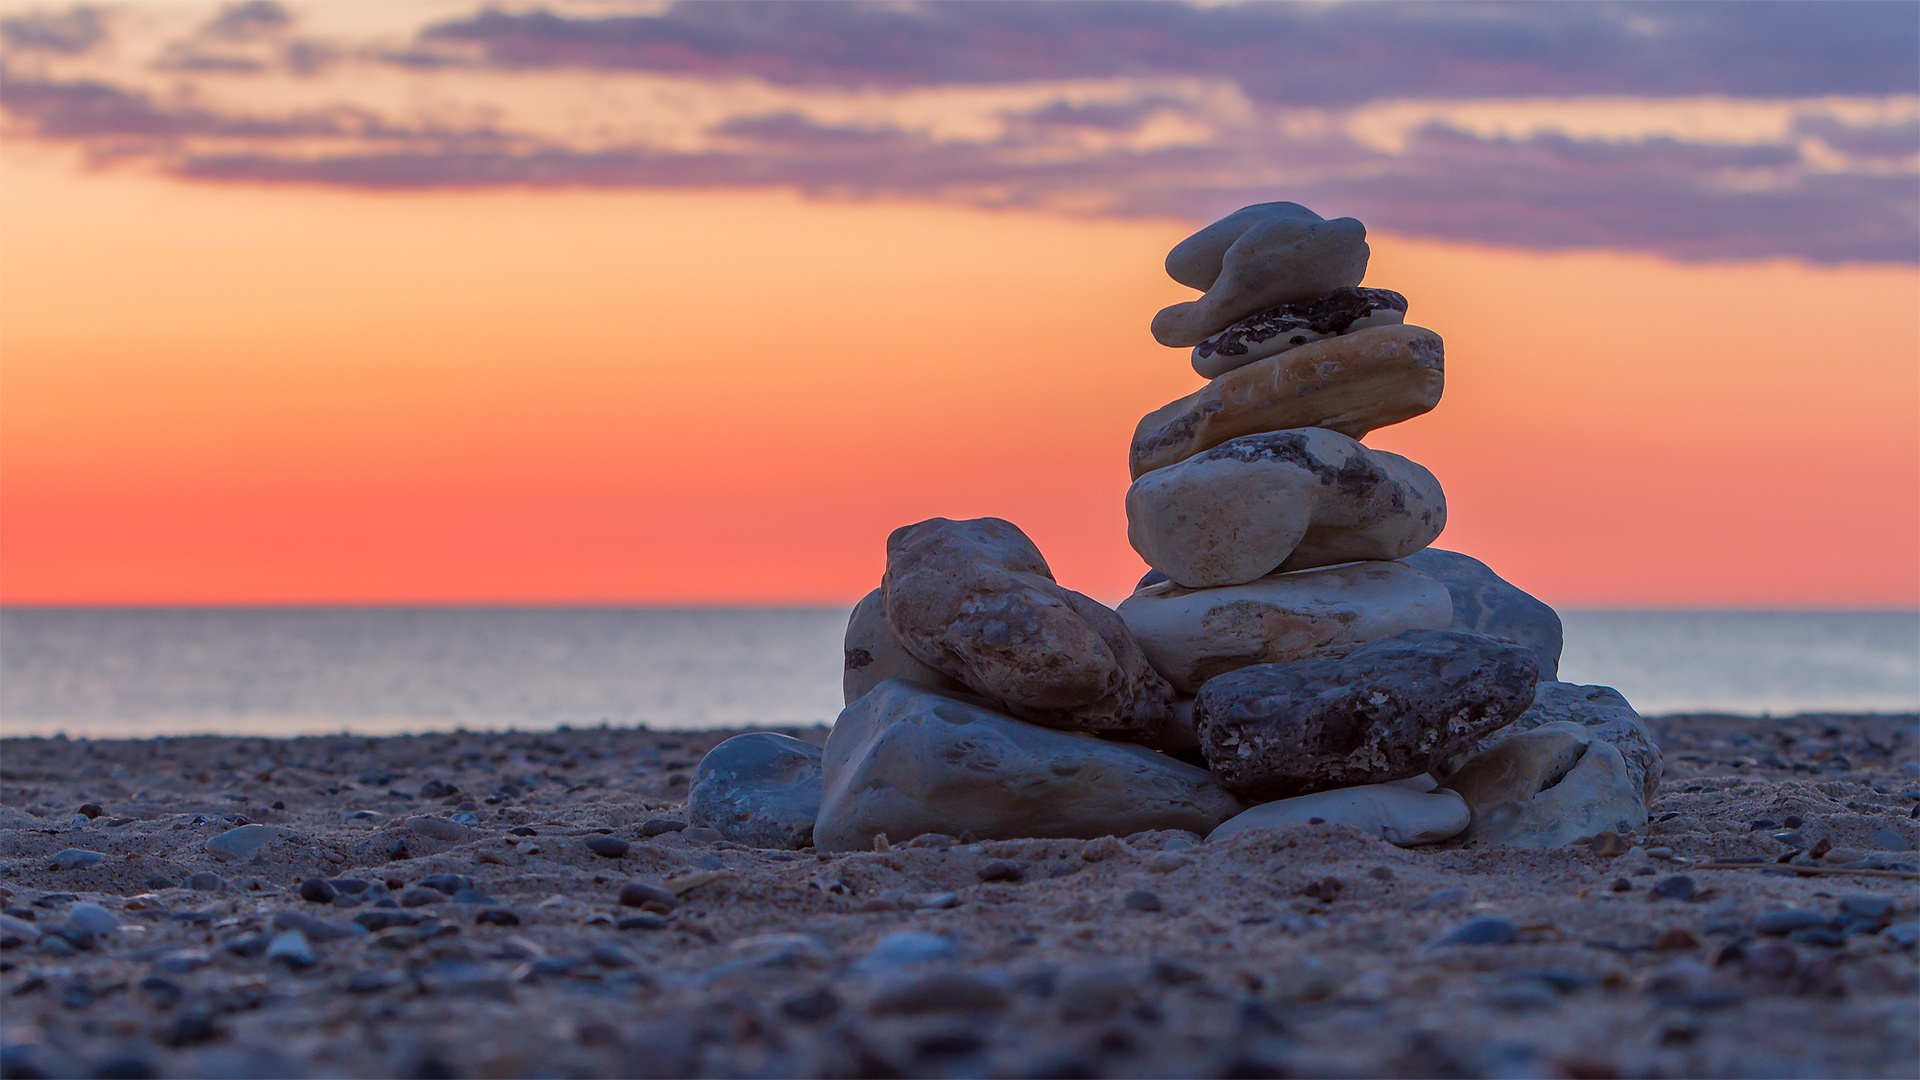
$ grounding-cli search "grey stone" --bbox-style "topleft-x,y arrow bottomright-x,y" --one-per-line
1126,428 -> 1446,588
688,732 -> 823,850
1652,875 -> 1696,902
48,848 -> 106,871
843,588 -> 964,704
1195,630 -> 1539,799
1399,548 -> 1562,680
270,910 -> 366,941
1446,681 -> 1662,805
1872,828 -> 1911,851
405,816 -> 474,843
1192,287 -> 1409,378
815,680 -> 1244,851
1118,561 -> 1452,695
1456,736 -> 1648,849
265,931 -> 315,969
184,871 -> 225,892
855,931 -> 956,973
63,903 -> 119,935
1428,917 -> 1516,948
204,824 -> 274,861
1208,782 -> 1470,847
1153,209 -> 1368,346
1755,909 -> 1829,935
1164,202 -> 1323,290
883,517 -> 1173,736
870,970 -> 1009,1015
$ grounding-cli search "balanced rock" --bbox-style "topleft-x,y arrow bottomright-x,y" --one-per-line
1400,548 -> 1561,679
1165,202 -> 1323,290
843,588 -> 963,703
1127,428 -> 1445,588
1152,208 -> 1369,346
1193,287 -> 1408,378
688,732 -> 823,850
883,517 -> 1173,736
1446,726 -> 1647,848
1194,629 -> 1539,799
1117,561 -> 1451,694
814,680 -> 1243,851
1130,324 -> 1444,478
1443,681 -> 1662,805
1208,777 -> 1470,847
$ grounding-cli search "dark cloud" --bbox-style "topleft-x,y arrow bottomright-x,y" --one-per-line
204,1 -> 292,42
414,1 -> 1919,104
0,73 -> 440,142
0,6 -> 104,55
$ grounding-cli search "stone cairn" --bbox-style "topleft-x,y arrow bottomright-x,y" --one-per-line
689,201 -> 1663,854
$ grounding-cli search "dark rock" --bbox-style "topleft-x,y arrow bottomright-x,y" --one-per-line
1123,889 -> 1164,912
1788,927 -> 1848,947
781,986 -> 842,1023
509,827 -> 537,837
584,836 -> 630,859
184,872 -> 224,892
1427,917 -> 1516,948
328,878 -> 370,895
1651,875 -> 1696,902
270,910 -> 364,942
616,913 -> 669,931
417,874 -> 470,896
48,849 -> 107,872
1839,895 -> 1893,920
977,860 -> 1026,883
387,840 -> 409,862
353,910 -> 418,932
143,876 -> 175,891
870,970 -> 1009,1015
76,804 -> 104,819
1196,630 -> 1538,798
418,780 -> 458,799
640,819 -> 687,837
1755,909 -> 1828,935
1609,877 -> 1633,892
297,879 -> 336,904
398,889 -> 442,908
617,882 -> 678,912
448,890 -> 495,905
89,1056 -> 158,1079
475,909 -> 518,926
1398,548 -> 1562,679
222,933 -> 269,958
688,733 -> 823,850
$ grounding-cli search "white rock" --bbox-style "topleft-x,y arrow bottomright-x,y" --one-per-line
203,825 -> 276,861
1127,428 -> 1446,588
48,848 -> 106,871
1207,784 -> 1470,847
814,680 -> 1243,852
842,588 -> 963,704
64,903 -> 120,935
1116,561 -> 1451,694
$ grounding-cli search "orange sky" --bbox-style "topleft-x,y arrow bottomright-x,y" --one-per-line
2,146 -> 1915,608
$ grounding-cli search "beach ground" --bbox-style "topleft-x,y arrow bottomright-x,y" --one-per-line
1,712 -> 1915,1079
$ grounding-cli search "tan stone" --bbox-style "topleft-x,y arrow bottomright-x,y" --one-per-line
1129,324 -> 1444,479
1152,215 -> 1368,347
1127,428 -> 1446,588
1115,561 -> 1451,694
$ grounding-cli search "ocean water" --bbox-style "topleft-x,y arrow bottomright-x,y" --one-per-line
1,607 -> 1914,739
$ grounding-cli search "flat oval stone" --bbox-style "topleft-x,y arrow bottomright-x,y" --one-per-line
204,825 -> 275,861
687,732 -> 823,850
1152,213 -> 1368,347
883,517 -> 1172,736
1194,629 -> 1539,800
1192,287 -> 1409,378
1127,428 -> 1446,588
1207,783 -> 1470,847
1130,324 -> 1444,479
842,588 -> 964,704
1117,561 -> 1451,695
814,680 -> 1243,852
1164,202 -> 1324,290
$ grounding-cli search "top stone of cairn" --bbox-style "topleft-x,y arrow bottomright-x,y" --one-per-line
1152,202 -> 1369,348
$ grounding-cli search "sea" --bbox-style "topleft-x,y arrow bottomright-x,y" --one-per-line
1,608 -> 1915,740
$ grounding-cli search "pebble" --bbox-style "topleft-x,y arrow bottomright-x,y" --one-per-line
265,931 -> 315,969
144,876 -> 176,890
590,944 -> 635,968
869,970 -> 1009,1015
48,849 -> 106,871
585,836 -> 630,858
354,910 -> 418,932
1872,828 -> 1911,851
204,825 -> 274,860
977,860 -> 1025,883
270,910 -> 365,941
1788,926 -> 1847,947
617,913 -> 670,931
64,903 -> 119,935
780,987 -> 842,1023
1782,815 -> 1803,828
1755,909 -> 1829,935
1588,831 -> 1631,857
1839,895 -> 1893,920
617,882 -> 678,911
418,874 -> 472,895
1654,927 -> 1701,951
1411,887 -> 1470,911
399,889 -> 443,908
682,826 -> 724,843
476,908 -> 518,926
855,931 -> 955,973
1651,875 -> 1696,902
223,932 -> 270,958
450,889 -> 496,905
1882,922 -> 1919,947
1645,847 -> 1674,860
0,913 -> 41,946
1609,877 -> 1633,892
1427,917 -> 1516,948
1744,940 -> 1798,977
405,816 -> 474,843
1124,889 -> 1164,912
298,879 -> 337,904
641,819 -> 687,837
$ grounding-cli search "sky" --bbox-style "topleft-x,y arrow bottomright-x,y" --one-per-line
1,0 -> 1915,609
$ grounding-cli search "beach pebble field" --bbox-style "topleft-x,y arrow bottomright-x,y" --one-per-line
1,712 -> 1914,1079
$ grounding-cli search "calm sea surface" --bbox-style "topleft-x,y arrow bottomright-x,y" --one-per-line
1,607 -> 1914,739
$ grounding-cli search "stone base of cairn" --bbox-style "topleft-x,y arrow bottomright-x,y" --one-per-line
689,202 -> 1662,854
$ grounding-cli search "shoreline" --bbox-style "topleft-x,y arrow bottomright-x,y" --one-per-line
1,712 -> 1914,1078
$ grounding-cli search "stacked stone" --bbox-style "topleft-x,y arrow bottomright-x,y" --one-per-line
688,201 -> 1662,855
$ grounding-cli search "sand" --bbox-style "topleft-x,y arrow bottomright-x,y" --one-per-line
1,712 -> 1915,1079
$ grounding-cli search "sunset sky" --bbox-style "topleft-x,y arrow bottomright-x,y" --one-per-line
1,1 -> 1915,608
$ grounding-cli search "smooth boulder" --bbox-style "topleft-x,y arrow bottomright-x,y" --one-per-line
1165,202 -> 1323,290
1127,428 -> 1446,588
1456,736 -> 1647,849
1152,212 -> 1368,346
814,680 -> 1244,852
1130,324 -> 1444,479
1443,681 -> 1662,805
1440,721 -> 1590,836
1192,287 -> 1408,378
1208,780 -> 1470,847
1400,548 -> 1562,680
1195,629 -> 1539,800
1117,561 -> 1451,694
883,517 -> 1173,737
843,588 -> 964,703
688,733 -> 824,850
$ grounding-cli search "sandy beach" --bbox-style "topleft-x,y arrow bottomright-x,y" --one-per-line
1,711 -> 1914,1079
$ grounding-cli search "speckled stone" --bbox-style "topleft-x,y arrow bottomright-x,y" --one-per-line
1192,287 -> 1409,378
687,732 -> 823,850
1399,548 -> 1562,680
1195,630 -> 1539,799
1127,428 -> 1446,588
1130,325 -> 1444,479
883,517 -> 1173,737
